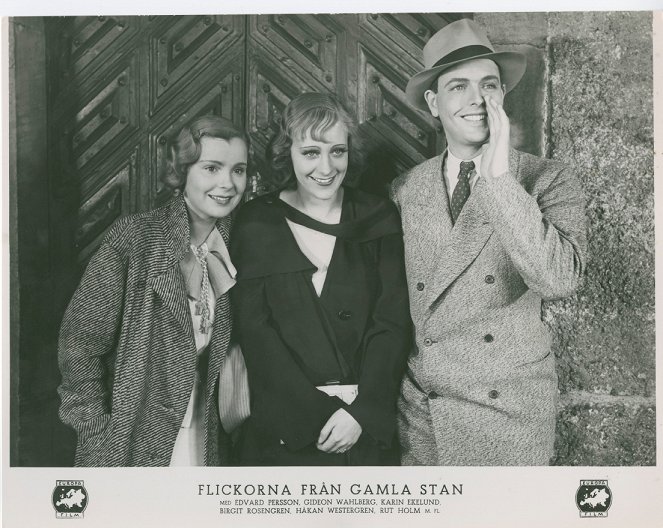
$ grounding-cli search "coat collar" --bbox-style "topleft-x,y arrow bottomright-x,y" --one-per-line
232,194 -> 316,281
149,194 -> 233,337
275,187 -> 401,242
162,193 -> 232,265
233,187 -> 399,280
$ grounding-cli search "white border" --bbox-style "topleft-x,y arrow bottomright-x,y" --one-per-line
0,0 -> 663,16
2,5 -> 662,528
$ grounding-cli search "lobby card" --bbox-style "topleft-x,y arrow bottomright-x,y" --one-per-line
3,2 -> 662,527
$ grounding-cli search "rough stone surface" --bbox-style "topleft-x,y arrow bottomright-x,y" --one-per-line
501,43 -> 546,156
476,12 -> 548,47
481,12 -> 655,466
477,13 -> 548,156
553,402 -> 656,466
548,11 -> 654,397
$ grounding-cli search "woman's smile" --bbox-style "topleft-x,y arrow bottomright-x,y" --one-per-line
290,121 -> 349,201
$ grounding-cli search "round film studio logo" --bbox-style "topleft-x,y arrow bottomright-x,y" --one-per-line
52,480 -> 88,519
576,480 -> 612,518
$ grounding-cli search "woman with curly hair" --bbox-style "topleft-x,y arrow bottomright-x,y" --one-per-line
58,116 -> 249,466
231,93 -> 411,466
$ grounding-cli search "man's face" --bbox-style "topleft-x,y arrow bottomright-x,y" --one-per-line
424,58 -> 505,153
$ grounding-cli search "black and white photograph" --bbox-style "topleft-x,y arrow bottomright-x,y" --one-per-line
3,3 -> 662,527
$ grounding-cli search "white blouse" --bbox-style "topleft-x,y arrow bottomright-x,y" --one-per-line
286,219 -> 336,296
169,277 -> 215,467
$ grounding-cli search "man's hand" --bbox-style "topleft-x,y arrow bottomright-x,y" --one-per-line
316,408 -> 362,454
481,95 -> 510,179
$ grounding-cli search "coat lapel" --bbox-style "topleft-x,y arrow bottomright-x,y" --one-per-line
425,164 -> 495,311
147,195 -> 195,340
406,155 -> 454,282
426,154 -> 453,278
149,266 -> 194,341
429,180 -> 493,306
207,294 -> 231,398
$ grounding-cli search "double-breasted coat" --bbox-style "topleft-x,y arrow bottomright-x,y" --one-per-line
391,148 -> 586,465
58,195 -> 233,466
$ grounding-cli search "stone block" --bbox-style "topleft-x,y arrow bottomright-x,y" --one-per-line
546,11 -> 654,396
475,12 -> 548,47
502,44 -> 546,156
553,401 -> 655,465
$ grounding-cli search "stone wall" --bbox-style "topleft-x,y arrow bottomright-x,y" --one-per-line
475,11 -> 655,465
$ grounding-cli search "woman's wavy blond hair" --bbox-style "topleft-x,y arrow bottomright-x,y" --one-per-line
162,115 -> 250,191
267,93 -> 364,190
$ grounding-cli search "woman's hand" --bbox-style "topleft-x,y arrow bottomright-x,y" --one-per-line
316,408 -> 362,454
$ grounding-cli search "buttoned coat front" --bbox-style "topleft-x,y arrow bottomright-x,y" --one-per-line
58,196 -> 232,467
231,188 -> 411,465
391,148 -> 586,465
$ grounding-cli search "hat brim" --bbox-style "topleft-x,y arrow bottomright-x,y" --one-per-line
405,51 -> 527,112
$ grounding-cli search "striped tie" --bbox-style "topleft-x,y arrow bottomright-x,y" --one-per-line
450,160 -> 475,224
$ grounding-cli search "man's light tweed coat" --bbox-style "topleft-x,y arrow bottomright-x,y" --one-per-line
58,195 -> 232,467
391,148 -> 586,466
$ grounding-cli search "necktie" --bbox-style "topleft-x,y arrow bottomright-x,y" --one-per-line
450,160 -> 475,224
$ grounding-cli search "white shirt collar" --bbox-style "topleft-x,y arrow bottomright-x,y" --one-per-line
444,149 -> 482,198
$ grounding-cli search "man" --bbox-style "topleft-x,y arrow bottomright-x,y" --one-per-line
391,19 -> 586,465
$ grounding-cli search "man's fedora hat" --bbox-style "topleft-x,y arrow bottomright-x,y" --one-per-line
406,19 -> 527,112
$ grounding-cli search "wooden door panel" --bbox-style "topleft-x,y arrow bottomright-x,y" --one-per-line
70,56 -> 140,179
354,13 -> 466,175
251,15 -> 343,93
246,56 -> 302,176
68,16 -> 139,79
148,15 -> 244,117
147,15 -> 246,207
150,66 -> 246,205
247,14 -> 347,178
46,16 -> 140,98
28,13 -> 472,465
357,45 -> 437,165
46,16 -> 145,291
75,152 -> 137,265
246,13 -> 466,191
48,18 -> 142,197
360,13 -> 462,68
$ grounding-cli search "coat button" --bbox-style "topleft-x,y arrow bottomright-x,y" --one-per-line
484,334 -> 494,343
416,282 -> 425,291
428,391 -> 440,399
489,390 -> 499,399
485,275 -> 495,284
423,338 -> 433,346
337,310 -> 352,321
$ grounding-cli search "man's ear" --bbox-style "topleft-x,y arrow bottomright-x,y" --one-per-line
423,89 -> 439,118
501,83 -> 507,96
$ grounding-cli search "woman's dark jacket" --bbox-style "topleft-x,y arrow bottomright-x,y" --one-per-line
231,187 -> 411,465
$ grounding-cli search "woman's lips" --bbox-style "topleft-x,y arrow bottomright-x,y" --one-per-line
309,174 -> 337,186
208,194 -> 234,204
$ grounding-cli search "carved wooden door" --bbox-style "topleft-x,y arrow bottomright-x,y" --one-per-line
246,13 -> 464,192
19,13 -> 464,465
22,15 -> 248,465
